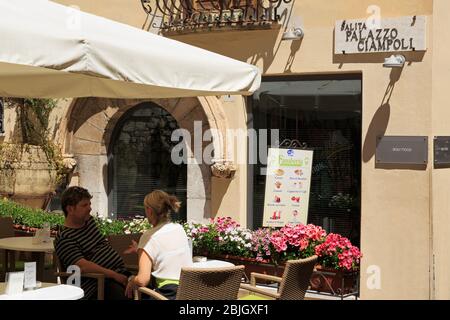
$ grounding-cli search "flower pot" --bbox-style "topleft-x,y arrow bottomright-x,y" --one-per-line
107,233 -> 142,266
0,145 -> 58,209
12,224 -> 58,238
209,254 -> 285,282
13,224 -> 35,237
309,265 -> 359,295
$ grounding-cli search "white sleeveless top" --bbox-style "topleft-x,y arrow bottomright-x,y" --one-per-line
138,223 -> 193,281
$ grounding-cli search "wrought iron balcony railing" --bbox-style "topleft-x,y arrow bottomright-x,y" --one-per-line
140,0 -> 291,32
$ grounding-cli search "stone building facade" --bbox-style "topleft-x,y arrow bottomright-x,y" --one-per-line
4,0 -> 450,300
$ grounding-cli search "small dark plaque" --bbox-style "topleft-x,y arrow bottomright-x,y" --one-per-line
376,136 -> 428,165
434,137 -> 450,167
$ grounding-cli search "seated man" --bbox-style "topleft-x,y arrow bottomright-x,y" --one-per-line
54,186 -> 130,300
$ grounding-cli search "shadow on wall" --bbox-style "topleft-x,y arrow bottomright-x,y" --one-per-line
211,176 -> 233,219
164,1 -> 301,74
284,38 -> 303,73
169,28 -> 281,74
66,98 -> 128,136
362,66 -> 425,169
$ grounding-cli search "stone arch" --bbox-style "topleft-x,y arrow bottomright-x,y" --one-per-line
62,96 -> 234,222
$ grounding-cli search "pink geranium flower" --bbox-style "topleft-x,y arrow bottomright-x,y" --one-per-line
315,233 -> 362,271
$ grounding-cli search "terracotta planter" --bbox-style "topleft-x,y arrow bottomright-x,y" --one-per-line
309,266 -> 359,295
13,224 -> 35,237
208,254 -> 285,281
12,224 -> 58,237
0,145 -> 58,209
107,233 -> 142,266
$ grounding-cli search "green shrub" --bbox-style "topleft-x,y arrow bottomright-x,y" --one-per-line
94,217 -> 128,236
0,198 -> 64,230
0,198 -> 146,236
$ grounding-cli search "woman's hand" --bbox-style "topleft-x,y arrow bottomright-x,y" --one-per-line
123,240 -> 138,255
125,276 -> 136,299
114,272 -> 128,287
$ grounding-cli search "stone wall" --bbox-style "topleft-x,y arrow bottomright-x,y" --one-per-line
62,97 -> 231,222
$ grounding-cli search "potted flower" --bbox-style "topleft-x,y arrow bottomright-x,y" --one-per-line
102,216 -> 149,267
183,216 -> 363,295
269,223 -> 327,262
0,198 -> 64,237
184,218 -> 278,280
311,233 -> 362,294
184,217 -> 253,258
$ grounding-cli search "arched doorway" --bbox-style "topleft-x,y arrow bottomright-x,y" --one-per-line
108,102 -> 187,221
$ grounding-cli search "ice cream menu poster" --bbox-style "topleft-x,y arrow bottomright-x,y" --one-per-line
263,148 -> 314,227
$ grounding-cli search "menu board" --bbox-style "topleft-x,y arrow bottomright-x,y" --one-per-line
263,148 -> 314,227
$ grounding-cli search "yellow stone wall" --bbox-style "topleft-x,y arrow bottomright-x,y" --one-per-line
36,0 -> 447,299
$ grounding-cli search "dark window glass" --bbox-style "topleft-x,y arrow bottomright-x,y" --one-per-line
109,102 -> 187,221
0,98 -> 4,134
249,76 -> 362,246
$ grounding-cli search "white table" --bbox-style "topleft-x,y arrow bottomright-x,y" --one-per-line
0,237 -> 54,281
0,283 -> 83,300
193,259 -> 235,268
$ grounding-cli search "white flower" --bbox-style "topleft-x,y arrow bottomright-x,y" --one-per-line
124,230 -> 131,235
107,219 -> 112,223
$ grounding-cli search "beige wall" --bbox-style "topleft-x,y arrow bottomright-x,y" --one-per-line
431,0 -> 450,300
47,0 -> 439,299
168,0 -> 433,299
54,0 -> 147,29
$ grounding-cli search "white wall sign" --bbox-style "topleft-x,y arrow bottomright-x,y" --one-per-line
335,15 -> 427,54
263,148 -> 313,227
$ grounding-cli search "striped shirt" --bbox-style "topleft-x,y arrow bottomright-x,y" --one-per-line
54,216 -> 128,299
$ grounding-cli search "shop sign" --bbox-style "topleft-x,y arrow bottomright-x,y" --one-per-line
434,137 -> 450,168
262,148 -> 314,227
376,136 -> 428,165
335,16 -> 427,54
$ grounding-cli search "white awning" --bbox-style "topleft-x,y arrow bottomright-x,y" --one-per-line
0,0 -> 261,99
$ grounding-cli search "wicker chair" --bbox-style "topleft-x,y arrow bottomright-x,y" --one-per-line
0,217 -> 15,281
138,265 -> 245,300
239,255 -> 318,300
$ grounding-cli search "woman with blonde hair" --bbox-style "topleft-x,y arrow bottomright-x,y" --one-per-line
125,190 -> 192,299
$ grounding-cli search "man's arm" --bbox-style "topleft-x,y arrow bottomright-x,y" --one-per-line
75,258 -> 128,286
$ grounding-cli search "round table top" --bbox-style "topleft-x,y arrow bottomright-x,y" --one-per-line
193,259 -> 235,269
0,237 -> 54,252
0,282 -> 54,294
0,283 -> 84,300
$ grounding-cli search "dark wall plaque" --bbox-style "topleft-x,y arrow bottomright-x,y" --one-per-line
376,136 -> 428,165
434,137 -> 450,167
